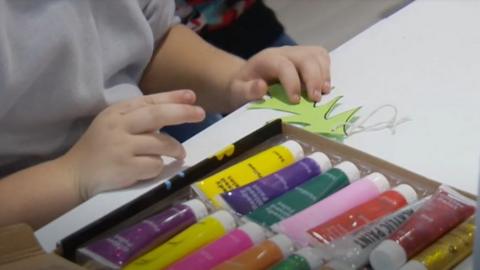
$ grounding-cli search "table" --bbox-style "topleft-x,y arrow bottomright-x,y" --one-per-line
36,0 -> 480,260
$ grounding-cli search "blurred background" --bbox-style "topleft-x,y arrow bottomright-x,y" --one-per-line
265,0 -> 412,50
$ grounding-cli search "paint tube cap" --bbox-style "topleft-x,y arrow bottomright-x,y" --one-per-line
399,260 -> 428,270
214,195 -> 232,212
182,199 -> 208,221
295,247 -> 324,269
211,210 -> 236,232
306,152 -> 332,172
334,161 -> 360,183
367,172 -> 390,193
269,234 -> 294,258
281,140 -> 304,161
239,222 -> 267,245
369,239 -> 407,270
392,184 -> 418,205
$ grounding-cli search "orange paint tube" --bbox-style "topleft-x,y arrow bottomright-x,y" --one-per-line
212,234 -> 293,270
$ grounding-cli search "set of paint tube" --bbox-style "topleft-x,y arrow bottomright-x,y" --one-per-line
318,186 -> 475,270
75,140 -> 303,270
75,140 -> 476,270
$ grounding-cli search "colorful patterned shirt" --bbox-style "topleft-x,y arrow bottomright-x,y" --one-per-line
175,0 -> 256,31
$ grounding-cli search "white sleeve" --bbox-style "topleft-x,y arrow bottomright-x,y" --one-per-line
141,0 -> 181,45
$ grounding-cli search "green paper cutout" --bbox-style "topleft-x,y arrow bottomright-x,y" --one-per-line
249,84 -> 361,138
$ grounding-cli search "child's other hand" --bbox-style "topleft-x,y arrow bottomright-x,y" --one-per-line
61,90 -> 205,200
228,46 -> 331,109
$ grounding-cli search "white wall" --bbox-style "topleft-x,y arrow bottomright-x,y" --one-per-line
265,0 -> 413,50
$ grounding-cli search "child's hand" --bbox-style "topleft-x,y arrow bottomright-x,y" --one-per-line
228,46 -> 331,109
61,90 -> 205,200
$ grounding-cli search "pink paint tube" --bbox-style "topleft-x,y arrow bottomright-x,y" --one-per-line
76,199 -> 208,269
167,222 -> 266,270
369,185 -> 476,270
273,172 -> 390,247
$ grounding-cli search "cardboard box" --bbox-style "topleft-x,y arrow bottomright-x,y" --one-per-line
0,119 -> 474,269
0,223 -> 83,270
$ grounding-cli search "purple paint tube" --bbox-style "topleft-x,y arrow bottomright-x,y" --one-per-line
216,152 -> 332,215
76,199 -> 208,269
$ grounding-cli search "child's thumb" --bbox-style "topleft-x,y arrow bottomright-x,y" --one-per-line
242,79 -> 268,101
229,79 -> 268,110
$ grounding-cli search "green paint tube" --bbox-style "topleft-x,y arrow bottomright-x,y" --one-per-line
245,161 -> 360,227
271,247 -> 323,270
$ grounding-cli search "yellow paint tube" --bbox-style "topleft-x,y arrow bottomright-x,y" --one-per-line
124,210 -> 236,270
193,140 -> 304,207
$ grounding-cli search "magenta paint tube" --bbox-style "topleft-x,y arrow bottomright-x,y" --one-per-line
76,199 -> 208,269
216,152 -> 332,215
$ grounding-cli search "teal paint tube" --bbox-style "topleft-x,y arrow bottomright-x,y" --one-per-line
245,161 -> 360,227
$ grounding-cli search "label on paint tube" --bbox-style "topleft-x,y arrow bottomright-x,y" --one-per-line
275,172 -> 389,247
319,197 -> 429,270
246,167 -> 352,227
125,211 -> 236,270
193,140 -> 303,207
76,200 -> 207,268
218,153 -> 330,215
308,184 -> 416,244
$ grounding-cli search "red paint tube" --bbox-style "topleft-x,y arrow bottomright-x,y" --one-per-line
369,185 -> 476,270
308,184 -> 417,245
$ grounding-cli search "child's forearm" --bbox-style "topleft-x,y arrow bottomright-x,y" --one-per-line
0,157 -> 82,229
140,24 -> 246,113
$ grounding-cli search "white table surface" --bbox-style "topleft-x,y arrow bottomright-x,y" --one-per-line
37,0 -> 480,257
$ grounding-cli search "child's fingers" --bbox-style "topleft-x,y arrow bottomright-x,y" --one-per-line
314,51 -> 331,93
304,46 -> 331,93
227,79 -> 268,110
248,79 -> 269,100
296,57 -> 325,102
115,90 -> 197,114
273,57 -> 302,103
241,46 -> 330,104
132,132 -> 186,160
285,47 -> 331,99
94,156 -> 165,193
125,103 -> 206,134
130,156 -> 165,182
244,50 -> 302,103
235,79 -> 268,101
